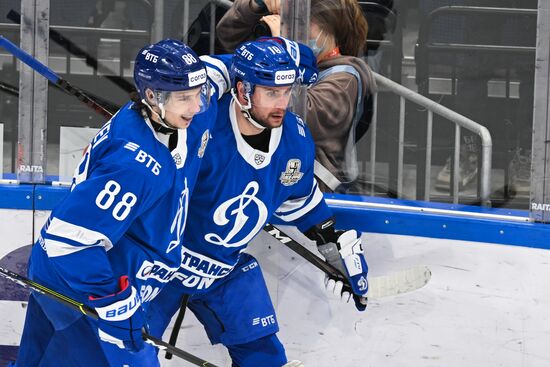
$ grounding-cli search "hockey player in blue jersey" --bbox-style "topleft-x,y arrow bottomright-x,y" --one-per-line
145,38 -> 369,367
10,39 -> 218,367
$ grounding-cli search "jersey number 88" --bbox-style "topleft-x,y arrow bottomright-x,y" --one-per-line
95,180 -> 137,221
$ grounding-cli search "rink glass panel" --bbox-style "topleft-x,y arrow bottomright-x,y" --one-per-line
10,0 -> 539,210
0,1 -> 20,179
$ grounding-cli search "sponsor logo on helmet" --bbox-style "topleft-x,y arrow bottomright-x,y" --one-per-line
233,67 -> 246,78
274,70 -> 296,85
188,69 -> 207,87
144,52 -> 159,63
239,47 -> 254,61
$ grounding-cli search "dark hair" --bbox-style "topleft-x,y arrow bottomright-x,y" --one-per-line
130,90 -> 147,110
310,0 -> 369,56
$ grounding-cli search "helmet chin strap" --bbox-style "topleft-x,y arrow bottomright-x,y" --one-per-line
231,88 -> 266,131
141,98 -> 178,132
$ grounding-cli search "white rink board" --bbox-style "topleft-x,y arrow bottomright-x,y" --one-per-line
0,209 -> 33,347
59,126 -> 99,182
161,228 -> 550,367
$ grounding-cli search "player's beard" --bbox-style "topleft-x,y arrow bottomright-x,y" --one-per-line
250,108 -> 285,129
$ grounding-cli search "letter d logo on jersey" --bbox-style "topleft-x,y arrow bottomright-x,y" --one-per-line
205,181 -> 268,248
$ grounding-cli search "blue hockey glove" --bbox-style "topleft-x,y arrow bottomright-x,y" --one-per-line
88,276 -> 145,352
257,36 -> 319,85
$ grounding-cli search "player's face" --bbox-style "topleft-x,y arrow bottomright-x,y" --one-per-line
162,87 -> 205,129
249,85 -> 293,128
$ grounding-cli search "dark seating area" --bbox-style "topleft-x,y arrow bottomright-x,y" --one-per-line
413,1 -> 537,205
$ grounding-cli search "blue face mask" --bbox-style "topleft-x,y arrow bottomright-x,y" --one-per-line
307,30 -> 326,57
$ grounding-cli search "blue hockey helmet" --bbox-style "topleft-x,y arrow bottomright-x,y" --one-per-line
134,39 -> 208,99
134,39 -> 211,124
230,40 -> 299,130
230,40 -> 298,89
257,36 -> 319,85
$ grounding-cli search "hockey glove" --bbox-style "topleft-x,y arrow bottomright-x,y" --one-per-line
306,220 -> 369,311
88,276 -> 145,352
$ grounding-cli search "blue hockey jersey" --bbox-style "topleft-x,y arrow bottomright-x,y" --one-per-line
29,99 -> 216,307
172,93 -> 332,293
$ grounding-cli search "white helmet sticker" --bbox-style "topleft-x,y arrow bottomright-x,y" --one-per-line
188,69 -> 207,87
274,70 -> 296,85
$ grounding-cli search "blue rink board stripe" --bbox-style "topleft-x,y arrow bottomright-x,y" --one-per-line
0,185 -> 33,210
322,193 -> 550,250
2,185 -> 550,249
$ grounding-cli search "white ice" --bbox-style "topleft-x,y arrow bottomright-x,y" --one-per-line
161,227 -> 550,367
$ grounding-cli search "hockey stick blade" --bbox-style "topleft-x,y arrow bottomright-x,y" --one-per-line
263,224 -> 431,300
366,265 -> 431,300
0,266 -> 218,367
0,36 -> 115,119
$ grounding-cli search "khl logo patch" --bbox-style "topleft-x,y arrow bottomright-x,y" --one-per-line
254,154 -> 265,165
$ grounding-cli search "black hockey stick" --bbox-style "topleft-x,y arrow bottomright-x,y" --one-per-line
0,80 -> 19,97
2,33 -> 361,332
0,71 -> 121,114
7,9 -> 136,94
165,293 -> 190,360
0,266 -> 218,367
0,36 -> 116,119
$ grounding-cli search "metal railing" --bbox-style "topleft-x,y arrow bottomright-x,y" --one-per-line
370,72 -> 493,206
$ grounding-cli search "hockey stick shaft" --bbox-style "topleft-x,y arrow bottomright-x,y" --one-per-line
165,293 -> 190,360
263,223 -> 368,308
263,224 -> 431,301
0,266 -> 218,366
7,10 -> 137,94
0,36 -> 116,119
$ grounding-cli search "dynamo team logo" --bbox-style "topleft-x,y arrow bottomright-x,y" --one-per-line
204,181 -> 268,248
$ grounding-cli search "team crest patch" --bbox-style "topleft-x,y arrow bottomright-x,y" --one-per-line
198,129 -> 209,158
254,154 -> 265,165
173,153 -> 182,166
280,159 -> 303,186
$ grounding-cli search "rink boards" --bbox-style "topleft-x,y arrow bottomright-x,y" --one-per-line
1,184 -> 550,366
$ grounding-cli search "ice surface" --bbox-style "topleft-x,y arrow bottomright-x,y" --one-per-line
161,228 -> 550,367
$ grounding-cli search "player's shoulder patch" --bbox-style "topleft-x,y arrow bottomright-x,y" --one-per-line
279,158 -> 304,186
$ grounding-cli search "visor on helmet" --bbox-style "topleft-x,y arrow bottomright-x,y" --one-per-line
234,80 -> 295,111
150,81 -> 212,118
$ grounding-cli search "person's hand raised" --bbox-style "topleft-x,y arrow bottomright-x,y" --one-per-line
260,14 -> 281,36
264,0 -> 281,14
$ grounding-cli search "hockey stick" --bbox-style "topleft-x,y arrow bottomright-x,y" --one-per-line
0,38 -> 204,361
7,9 -> 136,94
0,36 -> 116,119
264,224 -> 432,301
165,293 -> 190,360
0,266 -> 218,367
0,33 -> 427,334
